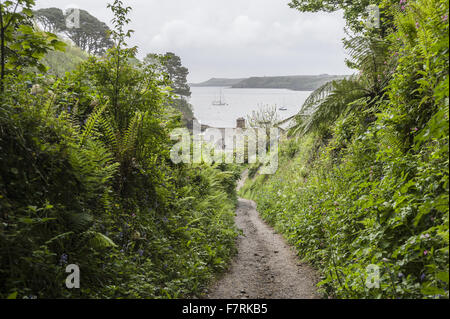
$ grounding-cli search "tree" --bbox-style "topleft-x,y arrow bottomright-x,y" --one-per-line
288,0 -> 396,34
63,9 -> 114,55
33,7 -> 114,55
288,0 -> 393,139
34,7 -> 64,33
164,52 -> 191,97
0,0 -> 65,92
147,52 -> 191,97
247,104 -> 280,146
144,51 -> 194,129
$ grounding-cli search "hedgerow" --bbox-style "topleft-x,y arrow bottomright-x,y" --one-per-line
0,0 -> 239,299
241,0 -> 449,298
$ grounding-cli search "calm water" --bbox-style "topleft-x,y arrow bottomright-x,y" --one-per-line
188,87 -> 312,128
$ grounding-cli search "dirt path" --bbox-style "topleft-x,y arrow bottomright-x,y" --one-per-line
206,171 -> 319,299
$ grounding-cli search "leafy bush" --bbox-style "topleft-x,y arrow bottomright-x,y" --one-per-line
241,0 -> 449,299
42,40 -> 88,77
0,0 -> 239,299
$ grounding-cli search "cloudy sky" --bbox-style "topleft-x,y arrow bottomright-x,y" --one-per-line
35,0 -> 352,82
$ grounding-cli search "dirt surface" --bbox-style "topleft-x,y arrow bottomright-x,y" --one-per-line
206,171 -> 319,299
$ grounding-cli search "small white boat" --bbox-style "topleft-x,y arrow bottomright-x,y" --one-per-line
279,107 -> 288,111
212,89 -> 228,106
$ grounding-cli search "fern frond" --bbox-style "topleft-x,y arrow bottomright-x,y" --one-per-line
80,103 -> 107,147
290,77 -> 366,136
122,112 -> 143,157
97,115 -> 119,155
82,231 -> 118,249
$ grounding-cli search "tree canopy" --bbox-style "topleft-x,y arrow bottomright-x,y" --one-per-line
34,7 -> 114,55
289,0 -> 378,31
146,52 -> 191,98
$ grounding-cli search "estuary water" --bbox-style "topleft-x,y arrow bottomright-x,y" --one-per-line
188,87 -> 312,128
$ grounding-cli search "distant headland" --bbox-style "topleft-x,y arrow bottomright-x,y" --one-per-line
189,74 -> 348,91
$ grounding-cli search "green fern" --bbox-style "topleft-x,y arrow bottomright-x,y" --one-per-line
122,111 -> 143,158
290,33 -> 391,137
82,231 -> 118,249
80,103 -> 108,147
290,77 -> 366,136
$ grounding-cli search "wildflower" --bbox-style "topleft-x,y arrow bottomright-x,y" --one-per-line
137,249 -> 144,256
401,5 -> 405,11
415,22 -> 420,29
382,257 -> 390,262
423,250 -> 429,255
398,272 -> 404,278
420,233 -> 430,240
132,213 -> 136,218
420,273 -> 426,281
442,14 -> 448,22
59,253 -> 68,265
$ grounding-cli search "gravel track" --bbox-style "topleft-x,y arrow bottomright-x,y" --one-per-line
206,172 -> 319,299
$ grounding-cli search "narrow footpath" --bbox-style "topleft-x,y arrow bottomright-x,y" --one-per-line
206,171 -> 319,299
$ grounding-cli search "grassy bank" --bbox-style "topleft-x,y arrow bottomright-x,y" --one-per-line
241,0 -> 449,299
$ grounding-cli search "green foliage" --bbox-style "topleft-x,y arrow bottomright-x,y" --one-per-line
0,78 -> 119,297
172,98 -> 195,129
0,0 -> 239,299
147,52 -> 191,98
145,52 -> 195,129
289,78 -> 368,137
288,0 -> 379,32
0,1 -> 66,90
33,7 -> 65,33
34,7 -> 114,55
41,39 -> 88,77
242,0 -> 449,299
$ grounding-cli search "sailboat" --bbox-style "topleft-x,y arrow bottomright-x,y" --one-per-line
212,89 -> 228,106
278,98 -> 287,111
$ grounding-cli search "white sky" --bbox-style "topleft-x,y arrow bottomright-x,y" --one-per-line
35,0 -> 352,82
